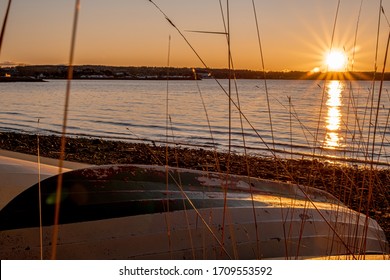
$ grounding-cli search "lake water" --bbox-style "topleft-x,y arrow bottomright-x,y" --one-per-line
1,79 -> 390,165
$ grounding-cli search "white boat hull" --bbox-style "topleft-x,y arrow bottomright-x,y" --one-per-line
0,164 -> 388,259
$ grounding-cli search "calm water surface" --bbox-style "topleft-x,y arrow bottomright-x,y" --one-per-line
1,79 -> 390,165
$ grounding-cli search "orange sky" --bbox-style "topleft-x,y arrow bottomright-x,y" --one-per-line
1,0 -> 389,71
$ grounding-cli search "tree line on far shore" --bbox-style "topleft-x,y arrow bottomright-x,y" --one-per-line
1,65 -> 389,80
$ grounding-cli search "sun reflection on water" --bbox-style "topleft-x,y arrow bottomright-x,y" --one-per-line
325,80 -> 343,149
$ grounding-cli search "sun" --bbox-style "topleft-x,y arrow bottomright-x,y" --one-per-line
325,50 -> 347,71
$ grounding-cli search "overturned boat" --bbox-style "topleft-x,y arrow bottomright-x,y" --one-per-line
0,164 -> 388,259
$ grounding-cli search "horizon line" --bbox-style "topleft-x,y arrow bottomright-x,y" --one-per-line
0,63 -> 386,74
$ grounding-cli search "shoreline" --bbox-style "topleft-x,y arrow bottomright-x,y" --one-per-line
5,65 -> 390,80
1,131 -> 389,241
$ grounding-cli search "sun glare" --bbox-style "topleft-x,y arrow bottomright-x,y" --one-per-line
326,50 -> 347,71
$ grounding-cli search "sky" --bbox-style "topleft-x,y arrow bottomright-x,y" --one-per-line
0,0 -> 389,71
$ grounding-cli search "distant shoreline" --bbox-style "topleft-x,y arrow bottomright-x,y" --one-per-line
0,76 -> 46,83
2,65 -> 390,81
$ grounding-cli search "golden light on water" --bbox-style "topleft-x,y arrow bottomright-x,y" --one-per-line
325,81 -> 343,149
326,107 -> 341,131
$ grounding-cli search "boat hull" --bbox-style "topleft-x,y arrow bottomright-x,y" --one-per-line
0,164 -> 388,259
